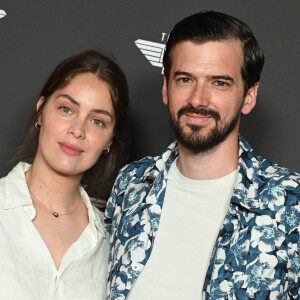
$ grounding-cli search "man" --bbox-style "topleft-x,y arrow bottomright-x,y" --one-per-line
105,11 -> 300,299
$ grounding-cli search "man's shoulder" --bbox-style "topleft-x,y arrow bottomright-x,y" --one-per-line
117,141 -> 178,179
257,155 -> 300,184
251,156 -> 300,209
118,155 -> 159,178
239,136 -> 300,188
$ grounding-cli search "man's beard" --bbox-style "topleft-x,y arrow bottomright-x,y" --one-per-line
169,105 -> 241,153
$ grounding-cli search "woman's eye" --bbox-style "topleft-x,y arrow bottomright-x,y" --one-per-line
60,106 -> 72,114
91,119 -> 103,127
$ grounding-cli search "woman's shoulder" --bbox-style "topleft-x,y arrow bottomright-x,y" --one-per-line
90,197 -> 106,211
92,206 -> 104,222
91,200 -> 106,224
0,163 -> 23,206
91,204 -> 110,239
0,174 -> 6,207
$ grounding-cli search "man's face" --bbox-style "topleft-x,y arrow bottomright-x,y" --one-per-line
162,40 -> 257,152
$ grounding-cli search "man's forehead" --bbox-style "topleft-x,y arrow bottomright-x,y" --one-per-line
171,39 -> 243,58
169,40 -> 244,74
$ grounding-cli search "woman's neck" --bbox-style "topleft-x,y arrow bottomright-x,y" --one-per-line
25,159 -> 83,212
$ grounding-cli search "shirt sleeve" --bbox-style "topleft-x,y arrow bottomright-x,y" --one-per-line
104,168 -> 126,234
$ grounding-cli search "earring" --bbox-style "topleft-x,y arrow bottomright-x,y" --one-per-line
34,122 -> 41,129
103,147 -> 110,155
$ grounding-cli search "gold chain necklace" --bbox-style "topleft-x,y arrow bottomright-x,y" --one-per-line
30,190 -> 81,218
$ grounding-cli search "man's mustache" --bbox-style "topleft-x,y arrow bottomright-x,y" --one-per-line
177,106 -> 220,121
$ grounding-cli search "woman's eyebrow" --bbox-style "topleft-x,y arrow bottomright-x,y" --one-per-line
91,108 -> 113,120
56,94 -> 80,106
56,94 -> 114,120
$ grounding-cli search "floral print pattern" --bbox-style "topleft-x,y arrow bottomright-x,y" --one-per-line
105,136 -> 300,299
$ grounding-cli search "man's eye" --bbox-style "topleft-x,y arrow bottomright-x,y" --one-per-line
215,81 -> 228,87
177,77 -> 192,85
179,78 -> 191,83
60,107 -> 72,114
92,119 -> 103,127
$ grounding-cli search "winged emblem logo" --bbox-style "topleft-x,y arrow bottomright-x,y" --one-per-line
135,39 -> 166,70
0,10 -> 6,19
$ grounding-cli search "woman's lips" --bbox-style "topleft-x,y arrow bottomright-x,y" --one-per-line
59,142 -> 84,156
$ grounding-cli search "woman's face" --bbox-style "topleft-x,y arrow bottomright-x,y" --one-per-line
35,72 -> 115,178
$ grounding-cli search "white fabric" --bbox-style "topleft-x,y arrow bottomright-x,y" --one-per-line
128,160 -> 237,300
0,162 -> 108,300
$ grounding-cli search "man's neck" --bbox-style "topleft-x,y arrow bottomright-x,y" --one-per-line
176,133 -> 239,180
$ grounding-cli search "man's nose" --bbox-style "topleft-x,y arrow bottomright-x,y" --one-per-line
188,83 -> 209,108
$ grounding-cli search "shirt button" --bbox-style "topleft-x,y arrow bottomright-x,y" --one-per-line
24,206 -> 36,219
132,264 -> 139,271
24,207 -> 33,214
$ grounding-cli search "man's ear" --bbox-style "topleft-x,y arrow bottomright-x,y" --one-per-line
36,96 -> 45,123
241,82 -> 259,115
162,76 -> 168,105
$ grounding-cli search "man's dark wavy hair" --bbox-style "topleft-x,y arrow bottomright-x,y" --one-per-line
163,11 -> 265,95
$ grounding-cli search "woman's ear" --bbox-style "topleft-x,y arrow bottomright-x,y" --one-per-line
36,96 -> 44,124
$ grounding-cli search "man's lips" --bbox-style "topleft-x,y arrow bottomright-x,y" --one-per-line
59,142 -> 84,156
177,106 -> 220,121
183,112 -> 213,125
185,112 -> 213,119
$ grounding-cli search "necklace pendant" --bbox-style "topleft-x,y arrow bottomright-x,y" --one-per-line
53,212 -> 59,218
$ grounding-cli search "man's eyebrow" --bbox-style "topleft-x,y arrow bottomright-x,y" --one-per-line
173,72 -> 235,84
56,94 -> 114,120
211,75 -> 235,83
173,71 -> 192,78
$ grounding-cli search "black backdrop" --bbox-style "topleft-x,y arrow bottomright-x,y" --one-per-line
0,1 -> 299,184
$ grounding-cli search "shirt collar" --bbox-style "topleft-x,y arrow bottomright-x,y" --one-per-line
141,141 -> 178,183
141,136 -> 263,211
4,162 -> 106,236
231,135 -> 262,211
4,162 -> 33,210
79,187 -> 106,236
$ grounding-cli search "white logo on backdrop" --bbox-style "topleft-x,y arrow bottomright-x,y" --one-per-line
135,33 -> 169,74
0,10 -> 7,19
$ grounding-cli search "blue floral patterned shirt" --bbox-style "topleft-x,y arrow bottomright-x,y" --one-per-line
105,136 -> 300,299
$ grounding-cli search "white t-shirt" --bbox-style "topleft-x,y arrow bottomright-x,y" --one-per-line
128,160 -> 237,300
0,162 -> 108,300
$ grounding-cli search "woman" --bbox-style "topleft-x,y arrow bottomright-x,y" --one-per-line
0,50 -> 129,299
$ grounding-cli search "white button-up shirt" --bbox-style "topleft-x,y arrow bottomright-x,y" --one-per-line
0,162 -> 109,300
